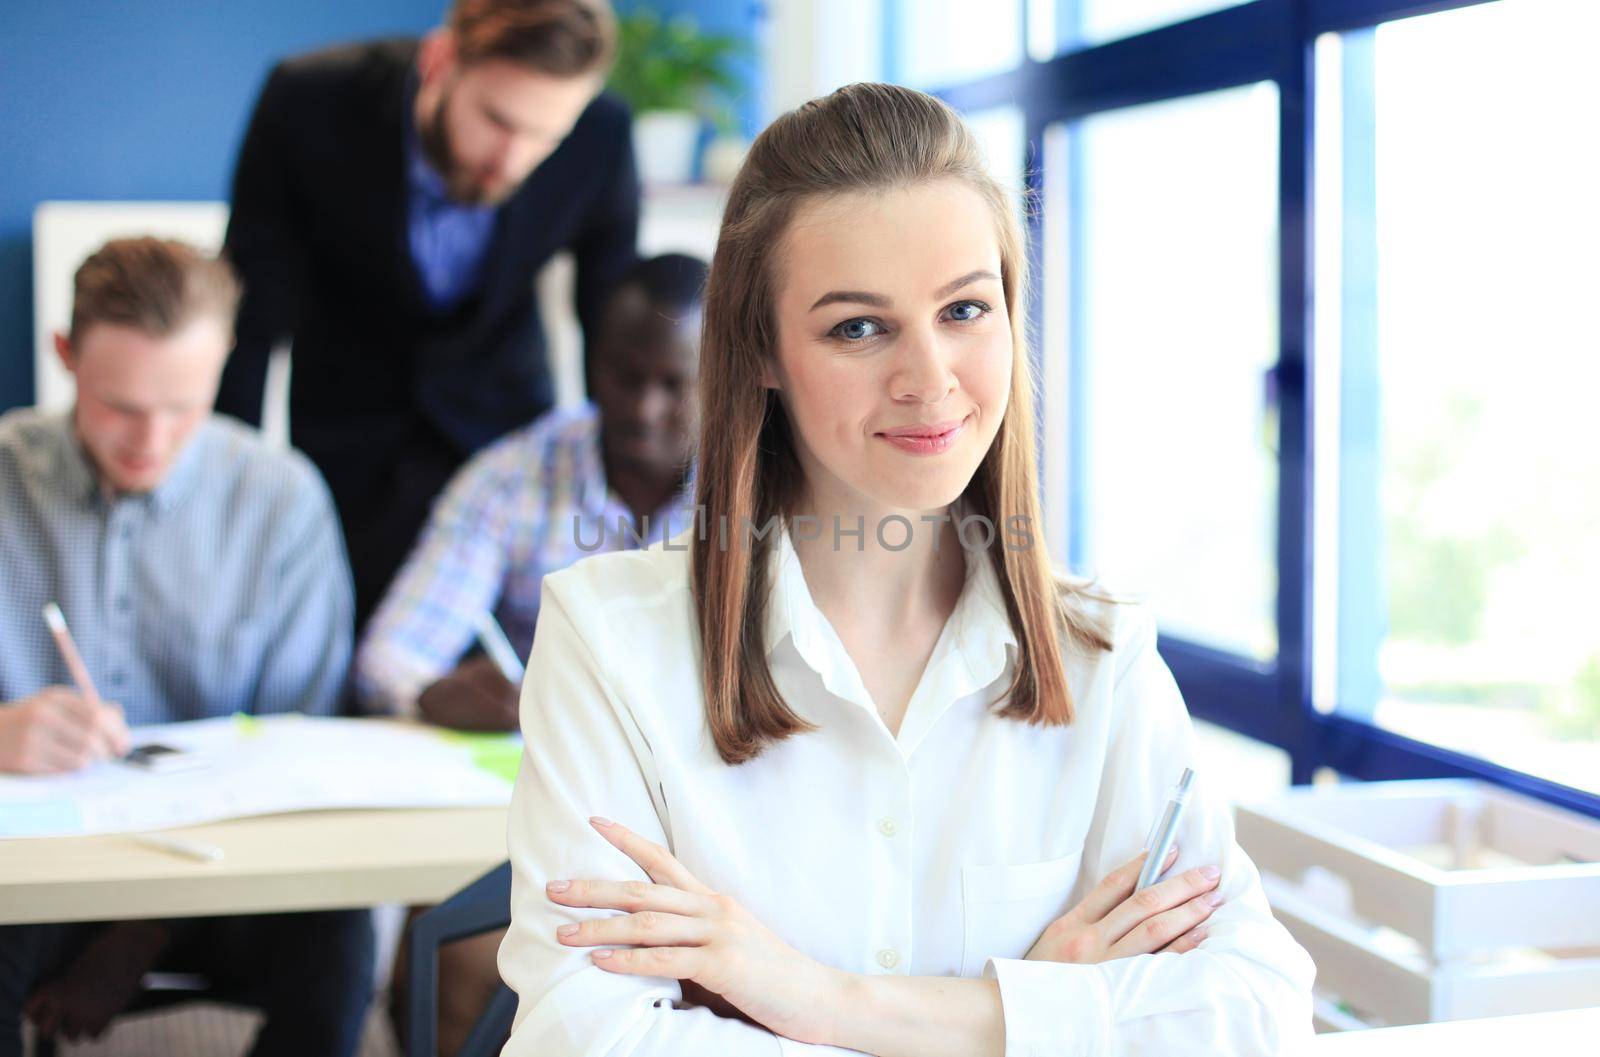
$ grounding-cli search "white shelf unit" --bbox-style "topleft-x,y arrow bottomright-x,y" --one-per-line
1236,779 -> 1600,1029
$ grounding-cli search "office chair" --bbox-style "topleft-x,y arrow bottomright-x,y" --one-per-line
407,862 -> 517,1057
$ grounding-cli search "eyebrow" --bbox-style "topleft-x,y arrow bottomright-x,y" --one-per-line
808,269 -> 1000,312
483,102 -> 549,138
483,103 -> 516,130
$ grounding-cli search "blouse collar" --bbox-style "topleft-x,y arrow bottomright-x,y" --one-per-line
761,518 -> 1020,751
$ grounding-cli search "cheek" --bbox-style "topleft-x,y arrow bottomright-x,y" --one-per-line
448,104 -> 487,159
79,404 -> 127,446
784,354 -> 873,447
964,334 -> 1014,419
167,411 -> 209,448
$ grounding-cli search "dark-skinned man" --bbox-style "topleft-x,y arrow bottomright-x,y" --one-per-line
354,253 -> 703,1056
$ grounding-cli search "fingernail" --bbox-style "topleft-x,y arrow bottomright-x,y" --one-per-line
1205,892 -> 1225,907
589,816 -> 614,829
1166,844 -> 1180,860
592,949 -> 613,960
1190,927 -> 1210,944
557,924 -> 578,938
1200,865 -> 1221,880
547,880 -> 570,894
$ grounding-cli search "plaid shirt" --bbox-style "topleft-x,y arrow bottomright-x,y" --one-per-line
354,403 -> 694,715
0,409 -> 352,726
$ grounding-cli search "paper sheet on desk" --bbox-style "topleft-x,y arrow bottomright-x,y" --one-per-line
0,714 -> 520,838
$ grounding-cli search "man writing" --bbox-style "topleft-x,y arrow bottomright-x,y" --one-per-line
217,0 -> 639,627
0,238 -> 370,1057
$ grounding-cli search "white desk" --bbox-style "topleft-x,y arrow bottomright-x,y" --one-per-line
1306,1006 -> 1600,1055
0,806 -> 508,925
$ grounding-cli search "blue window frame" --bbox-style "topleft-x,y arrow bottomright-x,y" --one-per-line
891,0 -> 1600,820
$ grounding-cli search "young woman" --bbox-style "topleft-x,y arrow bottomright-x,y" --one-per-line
497,82 -> 1316,1056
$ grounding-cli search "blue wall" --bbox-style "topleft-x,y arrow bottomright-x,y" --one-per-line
0,0 -> 446,412
0,1 -> 765,413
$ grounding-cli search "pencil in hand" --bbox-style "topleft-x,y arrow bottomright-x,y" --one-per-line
42,602 -> 102,706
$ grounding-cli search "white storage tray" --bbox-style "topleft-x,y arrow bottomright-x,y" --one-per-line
1236,779 -> 1600,1027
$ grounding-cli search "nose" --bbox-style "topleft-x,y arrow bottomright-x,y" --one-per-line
641,384 -> 683,426
486,142 -> 512,179
890,327 -> 958,405
127,413 -> 161,451
482,130 -> 516,176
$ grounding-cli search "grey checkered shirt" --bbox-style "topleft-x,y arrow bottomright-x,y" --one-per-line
0,408 -> 353,726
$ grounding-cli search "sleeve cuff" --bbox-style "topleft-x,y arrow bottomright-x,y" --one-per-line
351,649 -> 431,719
359,677 -> 426,719
983,957 -> 1112,1057
390,686 -> 424,719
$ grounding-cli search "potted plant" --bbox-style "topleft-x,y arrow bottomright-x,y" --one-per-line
608,9 -> 750,185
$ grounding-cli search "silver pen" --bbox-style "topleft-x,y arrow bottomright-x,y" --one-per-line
473,610 -> 526,683
1136,767 -> 1196,891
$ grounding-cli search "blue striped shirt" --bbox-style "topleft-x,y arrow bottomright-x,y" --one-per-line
354,403 -> 693,715
0,409 -> 354,727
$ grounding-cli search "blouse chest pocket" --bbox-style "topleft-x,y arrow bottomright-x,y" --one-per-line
959,849 -> 1084,978
143,611 -> 269,719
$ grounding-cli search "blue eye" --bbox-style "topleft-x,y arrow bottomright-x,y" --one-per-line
830,317 -> 885,342
945,299 -> 991,322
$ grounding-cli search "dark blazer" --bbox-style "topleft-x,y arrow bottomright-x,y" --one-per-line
216,38 -> 639,623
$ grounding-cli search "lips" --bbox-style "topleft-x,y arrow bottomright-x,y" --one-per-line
616,427 -> 668,444
877,417 -> 968,439
874,414 -> 972,456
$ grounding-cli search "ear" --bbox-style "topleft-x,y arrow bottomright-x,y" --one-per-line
53,332 -> 77,374
759,362 -> 780,391
417,28 -> 456,85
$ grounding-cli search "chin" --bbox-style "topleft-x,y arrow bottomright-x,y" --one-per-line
472,177 -> 520,206
861,473 -> 975,519
107,458 -> 165,492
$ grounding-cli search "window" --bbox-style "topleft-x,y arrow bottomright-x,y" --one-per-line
964,106 -> 1026,208
1314,0 -> 1600,795
1072,84 -> 1280,661
1025,0 -> 1251,57
1073,0 -> 1248,48
862,0 -> 1600,817
892,0 -> 1023,89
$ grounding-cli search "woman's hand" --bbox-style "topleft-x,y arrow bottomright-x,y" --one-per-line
1025,845 -> 1222,963
547,816 -> 846,1045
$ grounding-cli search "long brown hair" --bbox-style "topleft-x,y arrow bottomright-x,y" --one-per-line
693,82 -> 1113,765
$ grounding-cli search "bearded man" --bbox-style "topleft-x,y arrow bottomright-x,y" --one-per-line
217,0 -> 639,629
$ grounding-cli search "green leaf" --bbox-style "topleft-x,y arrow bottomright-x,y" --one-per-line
607,9 -> 753,121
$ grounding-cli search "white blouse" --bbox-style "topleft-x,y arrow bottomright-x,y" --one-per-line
498,527 -> 1317,1055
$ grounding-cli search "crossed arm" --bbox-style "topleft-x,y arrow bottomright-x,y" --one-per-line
537,816 -> 1220,1057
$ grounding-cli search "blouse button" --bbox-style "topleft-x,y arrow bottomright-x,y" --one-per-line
876,948 -> 899,970
877,817 -> 897,837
